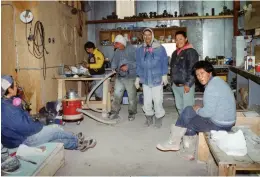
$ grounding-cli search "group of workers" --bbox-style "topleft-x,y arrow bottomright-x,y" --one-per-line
1,28 -> 236,159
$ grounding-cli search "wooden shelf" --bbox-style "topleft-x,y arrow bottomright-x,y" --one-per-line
143,15 -> 233,21
86,15 -> 233,24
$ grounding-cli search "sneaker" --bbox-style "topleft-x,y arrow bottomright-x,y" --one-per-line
78,139 -> 97,152
76,132 -> 85,143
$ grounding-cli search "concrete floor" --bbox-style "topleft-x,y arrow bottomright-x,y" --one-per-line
55,98 -> 207,176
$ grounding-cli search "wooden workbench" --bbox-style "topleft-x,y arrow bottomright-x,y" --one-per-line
55,76 -> 111,113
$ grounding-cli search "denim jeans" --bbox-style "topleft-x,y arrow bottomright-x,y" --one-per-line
172,83 -> 195,115
142,84 -> 165,118
112,77 -> 137,114
91,74 -> 104,99
176,106 -> 233,136
23,125 -> 78,149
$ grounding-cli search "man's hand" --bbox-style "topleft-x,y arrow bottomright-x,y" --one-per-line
135,77 -> 140,89
120,64 -> 128,72
193,105 -> 201,112
184,85 -> 190,93
161,75 -> 168,86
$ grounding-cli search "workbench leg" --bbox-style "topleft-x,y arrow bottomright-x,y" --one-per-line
198,133 -> 210,162
58,80 -> 65,100
102,79 -> 109,113
77,81 -> 82,98
219,164 -> 236,176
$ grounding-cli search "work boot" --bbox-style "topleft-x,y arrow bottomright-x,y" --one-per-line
144,115 -> 153,127
128,113 -> 135,121
78,138 -> 97,152
181,135 -> 198,160
108,111 -> 119,120
154,117 -> 163,128
156,124 -> 187,151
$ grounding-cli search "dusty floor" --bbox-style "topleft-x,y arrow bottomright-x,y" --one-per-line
55,97 -> 207,176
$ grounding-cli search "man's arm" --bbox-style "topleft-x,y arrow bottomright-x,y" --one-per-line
197,88 -> 218,118
89,51 -> 104,69
185,49 -> 199,87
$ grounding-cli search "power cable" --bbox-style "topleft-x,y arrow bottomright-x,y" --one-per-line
26,21 -> 49,80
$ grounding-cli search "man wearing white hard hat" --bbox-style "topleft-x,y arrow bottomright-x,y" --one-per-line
109,35 -> 137,121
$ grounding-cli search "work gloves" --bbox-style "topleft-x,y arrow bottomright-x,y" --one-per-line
135,77 -> 140,89
162,75 -> 168,86
135,75 -> 168,89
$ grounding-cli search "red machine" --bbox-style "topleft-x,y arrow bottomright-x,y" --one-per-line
62,89 -> 83,125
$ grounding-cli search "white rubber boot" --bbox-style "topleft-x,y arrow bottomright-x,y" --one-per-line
156,124 -> 187,151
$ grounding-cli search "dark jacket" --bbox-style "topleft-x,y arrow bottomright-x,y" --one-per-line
170,48 -> 199,87
1,98 -> 43,148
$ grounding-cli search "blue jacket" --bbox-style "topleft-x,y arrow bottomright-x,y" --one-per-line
197,77 -> 236,126
136,42 -> 168,87
111,43 -> 136,79
1,98 -> 43,148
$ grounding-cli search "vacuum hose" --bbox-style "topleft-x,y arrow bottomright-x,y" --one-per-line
77,71 -> 118,125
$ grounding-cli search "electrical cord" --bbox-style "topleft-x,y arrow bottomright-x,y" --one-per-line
26,21 -> 49,80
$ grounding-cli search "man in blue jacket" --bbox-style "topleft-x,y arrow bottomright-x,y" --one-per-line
135,28 -> 168,128
1,75 -> 96,151
109,35 -> 137,121
156,61 -> 236,155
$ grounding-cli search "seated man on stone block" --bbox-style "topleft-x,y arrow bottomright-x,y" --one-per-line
156,61 -> 236,158
1,75 -> 96,152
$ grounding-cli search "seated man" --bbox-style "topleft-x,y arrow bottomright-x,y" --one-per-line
157,61 -> 236,152
1,75 -> 96,151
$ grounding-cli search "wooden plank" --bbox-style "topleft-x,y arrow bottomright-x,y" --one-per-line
218,164 -> 236,176
55,77 -> 103,81
197,133 -> 210,162
33,143 -> 65,176
58,79 -> 65,100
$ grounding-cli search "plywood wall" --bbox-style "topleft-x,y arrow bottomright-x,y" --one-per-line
1,1 -> 87,113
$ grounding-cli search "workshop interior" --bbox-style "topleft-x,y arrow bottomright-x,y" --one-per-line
1,0 -> 260,176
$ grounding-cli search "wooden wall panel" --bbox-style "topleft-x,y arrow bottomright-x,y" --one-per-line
1,1 -> 87,113
1,2 -> 16,76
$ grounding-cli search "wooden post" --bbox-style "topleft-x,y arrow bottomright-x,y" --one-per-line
102,79 -> 109,113
57,80 -> 65,100
233,0 -> 240,36
197,133 -> 210,162
77,81 -> 82,97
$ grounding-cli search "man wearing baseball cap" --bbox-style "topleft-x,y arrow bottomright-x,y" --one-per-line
1,75 -> 96,151
109,35 -> 137,121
